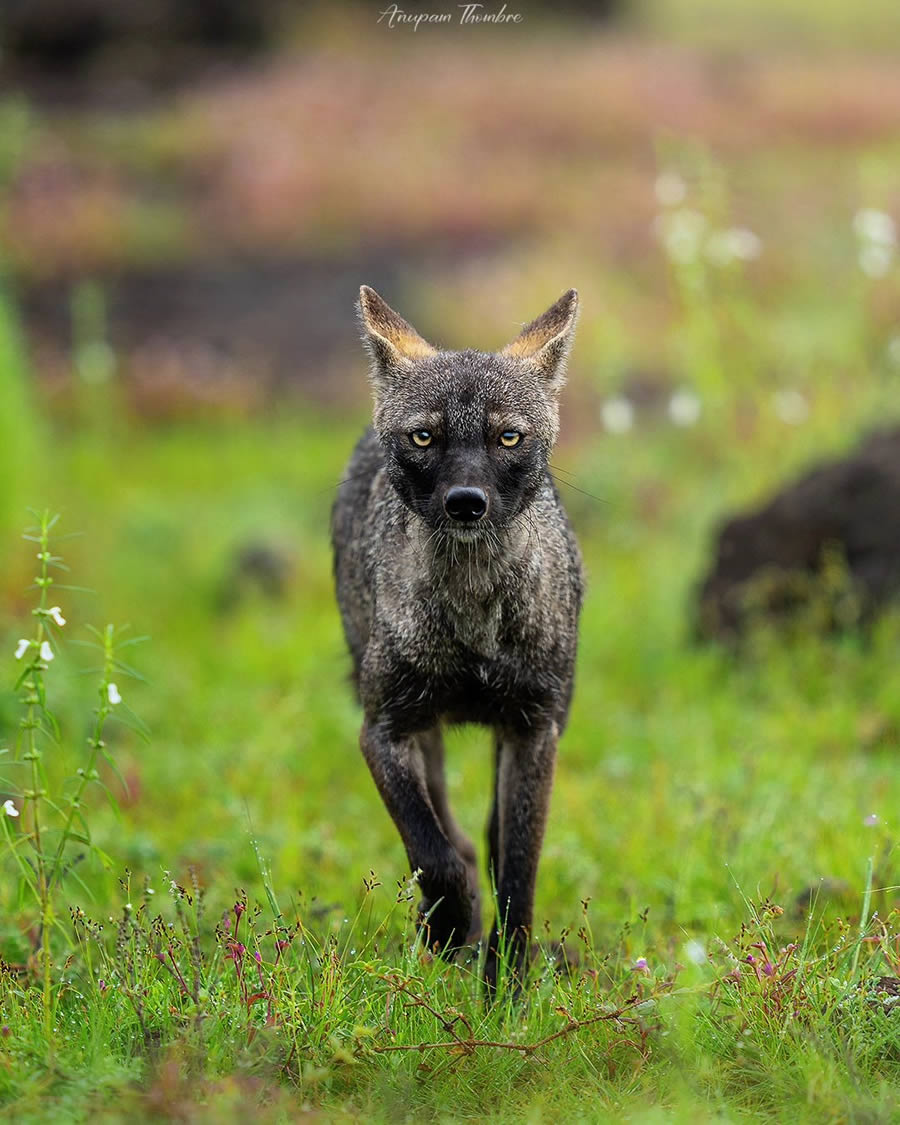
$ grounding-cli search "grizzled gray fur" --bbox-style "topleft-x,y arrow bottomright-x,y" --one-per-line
331,286 -> 583,989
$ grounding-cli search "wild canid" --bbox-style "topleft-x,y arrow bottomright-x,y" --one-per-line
332,287 -> 583,988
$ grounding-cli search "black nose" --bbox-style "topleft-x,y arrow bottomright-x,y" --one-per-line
444,486 -> 488,522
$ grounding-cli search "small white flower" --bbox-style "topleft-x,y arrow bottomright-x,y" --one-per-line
3,799 -> 19,818
14,638 -> 30,660
727,227 -> 763,261
668,388 -> 702,427
853,208 -> 896,248
773,389 -> 809,426
654,170 -> 686,208
107,682 -> 122,705
39,641 -> 54,663
601,396 -> 634,434
655,209 -> 707,265
859,244 -> 893,278
684,939 -> 707,966
47,606 -> 66,627
864,813 -> 879,827
706,227 -> 763,266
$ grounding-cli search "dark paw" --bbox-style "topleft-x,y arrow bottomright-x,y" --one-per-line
418,894 -> 472,958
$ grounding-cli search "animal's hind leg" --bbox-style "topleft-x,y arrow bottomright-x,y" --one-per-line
484,721 -> 558,993
419,725 -> 482,942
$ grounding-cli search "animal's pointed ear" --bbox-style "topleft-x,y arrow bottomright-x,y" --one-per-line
502,289 -> 579,388
358,286 -> 436,381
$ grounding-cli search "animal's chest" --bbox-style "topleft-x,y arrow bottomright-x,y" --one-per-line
382,560 -> 518,663
438,591 -> 503,657
370,543 -> 555,728
391,601 -> 550,726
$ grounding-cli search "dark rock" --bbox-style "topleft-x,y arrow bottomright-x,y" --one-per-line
0,0 -> 282,107
696,428 -> 900,639
1,0 -> 272,71
792,878 -> 853,917
217,541 -> 292,612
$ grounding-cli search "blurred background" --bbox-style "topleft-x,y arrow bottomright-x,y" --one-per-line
1,0 -> 899,926
3,0 -> 900,422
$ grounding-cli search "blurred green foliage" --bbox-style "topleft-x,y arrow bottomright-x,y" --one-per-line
0,286 -> 40,542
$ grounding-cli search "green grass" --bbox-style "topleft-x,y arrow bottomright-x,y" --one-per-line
1,373 -> 898,1120
2,5 -> 900,1117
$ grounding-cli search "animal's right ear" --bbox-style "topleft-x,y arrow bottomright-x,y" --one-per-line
358,286 -> 436,385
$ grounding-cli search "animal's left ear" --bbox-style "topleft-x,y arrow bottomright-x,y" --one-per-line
502,289 -> 579,389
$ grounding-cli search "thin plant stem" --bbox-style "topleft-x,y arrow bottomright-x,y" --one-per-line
19,511 -> 56,1050
48,624 -> 115,890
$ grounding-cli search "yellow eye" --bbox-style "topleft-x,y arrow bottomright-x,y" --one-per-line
411,430 -> 432,448
499,431 -> 522,448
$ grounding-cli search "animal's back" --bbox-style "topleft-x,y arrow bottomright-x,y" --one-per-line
331,426 -> 383,679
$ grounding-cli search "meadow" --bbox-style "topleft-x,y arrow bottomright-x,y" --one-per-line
2,4 -> 900,1121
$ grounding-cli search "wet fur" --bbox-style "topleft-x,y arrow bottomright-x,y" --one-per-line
332,288 -> 583,989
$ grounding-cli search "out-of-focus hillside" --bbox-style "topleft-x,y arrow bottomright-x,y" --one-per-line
0,0 -> 898,416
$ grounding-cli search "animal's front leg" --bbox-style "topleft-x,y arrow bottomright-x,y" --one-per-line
484,722 -> 558,992
420,725 -> 482,942
360,717 -> 473,954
